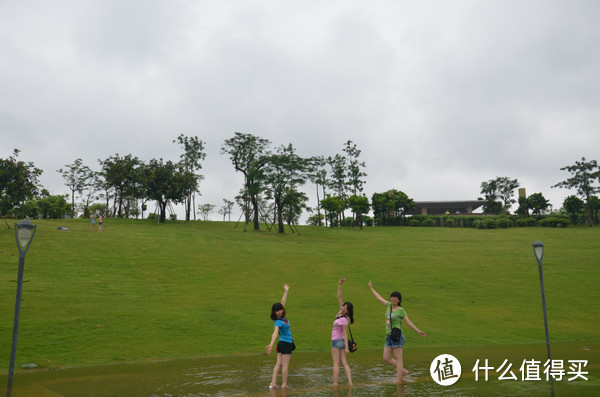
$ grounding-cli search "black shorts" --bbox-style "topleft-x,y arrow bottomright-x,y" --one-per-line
276,341 -> 295,355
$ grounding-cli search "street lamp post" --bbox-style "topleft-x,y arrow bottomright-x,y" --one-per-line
533,241 -> 553,395
6,219 -> 36,397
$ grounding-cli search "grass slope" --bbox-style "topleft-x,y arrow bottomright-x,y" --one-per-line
1,219 -> 599,370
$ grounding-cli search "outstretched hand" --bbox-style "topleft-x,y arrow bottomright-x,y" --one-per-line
339,278 -> 346,285
283,284 -> 289,291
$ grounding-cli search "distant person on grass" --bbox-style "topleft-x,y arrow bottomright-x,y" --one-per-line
368,280 -> 426,384
266,284 -> 294,389
331,278 -> 354,387
97,214 -> 103,232
89,213 -> 96,232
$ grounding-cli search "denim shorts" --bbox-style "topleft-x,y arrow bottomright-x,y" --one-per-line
331,339 -> 345,349
385,333 -> 405,348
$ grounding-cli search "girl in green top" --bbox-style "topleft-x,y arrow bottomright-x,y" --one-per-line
368,281 -> 426,384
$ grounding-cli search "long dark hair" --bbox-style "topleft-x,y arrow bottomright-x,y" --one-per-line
343,301 -> 354,324
270,302 -> 286,320
390,291 -> 402,306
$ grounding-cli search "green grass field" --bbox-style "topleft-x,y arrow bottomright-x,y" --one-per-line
1,219 -> 599,370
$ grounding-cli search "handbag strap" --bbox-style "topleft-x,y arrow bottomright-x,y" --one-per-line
347,321 -> 354,340
338,312 -> 354,341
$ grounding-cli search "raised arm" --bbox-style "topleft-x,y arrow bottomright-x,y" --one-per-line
404,315 -> 426,337
368,280 -> 389,306
337,278 -> 345,306
281,284 -> 289,306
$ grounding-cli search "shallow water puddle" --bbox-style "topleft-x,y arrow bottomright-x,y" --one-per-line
2,342 -> 598,396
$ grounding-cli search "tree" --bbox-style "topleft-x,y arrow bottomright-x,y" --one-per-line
221,132 -> 271,231
58,158 -> 92,218
371,192 -> 395,225
589,196 -> 600,226
263,144 -> 310,233
343,140 -> 367,196
0,149 -> 42,218
553,157 -> 600,227
24,191 -> 71,219
198,203 -> 216,221
100,154 -> 142,218
308,156 -> 328,226
320,194 -> 346,227
527,192 -> 550,218
515,196 -> 529,216
174,134 -> 206,221
327,154 -> 347,199
282,189 -> 309,231
480,177 -> 520,214
371,189 -> 415,225
347,194 -> 370,229
343,140 -> 367,225
81,169 -> 102,218
562,195 -> 585,225
218,199 -> 234,221
143,159 -> 192,223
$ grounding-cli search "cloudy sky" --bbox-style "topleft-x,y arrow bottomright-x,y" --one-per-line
1,1 -> 599,221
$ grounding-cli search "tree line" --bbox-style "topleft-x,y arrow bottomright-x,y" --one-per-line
2,135 -> 599,229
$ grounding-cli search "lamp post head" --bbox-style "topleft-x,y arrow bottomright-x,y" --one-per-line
533,241 -> 544,264
14,219 -> 37,255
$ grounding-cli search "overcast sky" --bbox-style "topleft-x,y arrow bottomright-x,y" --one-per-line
1,1 -> 599,221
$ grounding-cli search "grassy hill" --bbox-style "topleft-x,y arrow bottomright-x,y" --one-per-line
1,219 -> 599,370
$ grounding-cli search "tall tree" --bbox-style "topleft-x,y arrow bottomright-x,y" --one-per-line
263,144 -> 310,233
143,159 -> 192,223
218,199 -> 234,221
320,194 -> 346,228
347,194 -> 370,229
174,134 -> 206,221
100,154 -> 141,218
562,195 -> 585,225
343,140 -> 367,196
327,154 -> 347,199
221,132 -> 271,231
308,156 -> 327,226
372,189 -> 414,225
527,192 -> 550,218
57,158 -> 91,218
553,157 -> 600,227
0,149 -> 42,218
480,177 -> 520,214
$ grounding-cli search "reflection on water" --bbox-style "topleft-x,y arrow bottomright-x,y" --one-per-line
2,342 -> 598,396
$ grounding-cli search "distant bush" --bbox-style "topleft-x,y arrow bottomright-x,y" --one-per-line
422,218 -> 435,227
445,218 -> 456,227
497,217 -> 513,228
475,218 -> 497,229
409,219 -> 421,227
539,216 -> 570,228
148,213 -> 158,220
516,217 -> 537,227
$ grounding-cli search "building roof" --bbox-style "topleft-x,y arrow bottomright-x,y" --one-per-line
408,200 -> 485,215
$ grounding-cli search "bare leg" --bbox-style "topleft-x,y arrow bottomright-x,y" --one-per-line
394,347 -> 405,384
280,354 -> 292,388
332,348 -> 341,386
340,350 -> 353,386
270,353 -> 282,387
383,347 -> 408,374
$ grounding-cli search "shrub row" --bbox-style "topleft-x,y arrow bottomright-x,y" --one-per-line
379,214 -> 572,228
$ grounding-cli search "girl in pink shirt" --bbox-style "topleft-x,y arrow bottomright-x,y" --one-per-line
331,278 -> 354,387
